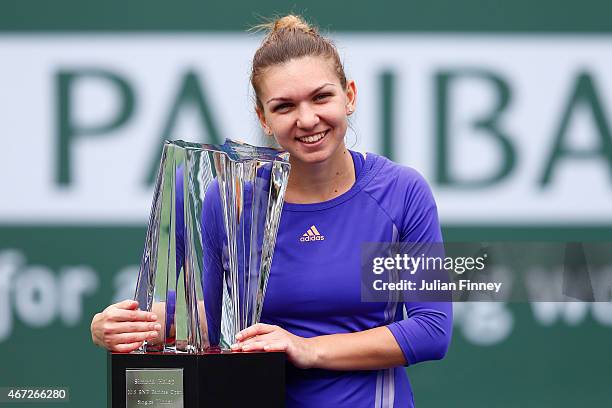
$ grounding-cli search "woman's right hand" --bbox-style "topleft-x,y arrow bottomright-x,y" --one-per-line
90,299 -> 161,353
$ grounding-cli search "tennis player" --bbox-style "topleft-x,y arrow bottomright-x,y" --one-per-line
91,14 -> 452,407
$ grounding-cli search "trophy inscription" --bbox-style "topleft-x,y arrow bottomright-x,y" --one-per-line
126,369 -> 183,408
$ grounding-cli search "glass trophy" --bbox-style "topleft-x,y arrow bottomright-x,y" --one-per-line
109,139 -> 289,408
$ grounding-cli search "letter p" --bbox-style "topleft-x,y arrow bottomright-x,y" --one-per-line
56,69 -> 135,185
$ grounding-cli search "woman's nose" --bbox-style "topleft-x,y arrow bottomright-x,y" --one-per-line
296,105 -> 319,129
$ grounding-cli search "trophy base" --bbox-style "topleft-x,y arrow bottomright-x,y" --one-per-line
108,351 -> 286,408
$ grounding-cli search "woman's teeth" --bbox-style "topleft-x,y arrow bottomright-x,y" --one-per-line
298,131 -> 326,144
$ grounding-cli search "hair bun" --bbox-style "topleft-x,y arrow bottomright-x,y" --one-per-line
251,14 -> 318,38
273,15 -> 314,33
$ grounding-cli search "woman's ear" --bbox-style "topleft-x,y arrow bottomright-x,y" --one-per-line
345,79 -> 357,116
256,107 -> 273,135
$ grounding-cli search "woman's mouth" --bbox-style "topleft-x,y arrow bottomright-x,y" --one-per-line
296,130 -> 328,145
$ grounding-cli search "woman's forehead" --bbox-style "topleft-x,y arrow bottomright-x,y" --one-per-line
259,56 -> 340,97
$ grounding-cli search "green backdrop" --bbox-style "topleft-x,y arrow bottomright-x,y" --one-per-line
1,1 -> 611,407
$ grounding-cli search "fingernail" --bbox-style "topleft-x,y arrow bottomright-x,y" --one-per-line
154,324 -> 161,331
150,331 -> 158,337
230,343 -> 239,349
150,314 -> 157,321
235,333 -> 242,340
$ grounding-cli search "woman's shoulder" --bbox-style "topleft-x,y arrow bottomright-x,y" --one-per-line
363,153 -> 434,198
364,153 -> 441,241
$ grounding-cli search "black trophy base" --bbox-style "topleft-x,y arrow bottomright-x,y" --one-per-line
108,351 -> 285,408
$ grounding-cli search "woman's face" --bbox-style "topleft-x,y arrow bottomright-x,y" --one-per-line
256,56 -> 356,164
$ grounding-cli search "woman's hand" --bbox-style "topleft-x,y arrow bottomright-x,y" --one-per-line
90,299 -> 161,353
231,323 -> 318,369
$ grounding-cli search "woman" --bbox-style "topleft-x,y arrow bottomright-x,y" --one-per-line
91,14 -> 452,407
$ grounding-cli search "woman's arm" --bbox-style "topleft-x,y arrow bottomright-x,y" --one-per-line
232,322 -> 403,370
304,326 -> 406,370
232,300 -> 451,371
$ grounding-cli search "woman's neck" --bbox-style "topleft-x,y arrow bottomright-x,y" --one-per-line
284,146 -> 355,204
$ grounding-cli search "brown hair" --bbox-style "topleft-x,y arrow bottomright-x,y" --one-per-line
250,14 -> 347,111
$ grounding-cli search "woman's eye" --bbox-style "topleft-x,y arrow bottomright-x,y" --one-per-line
314,93 -> 332,101
273,103 -> 292,112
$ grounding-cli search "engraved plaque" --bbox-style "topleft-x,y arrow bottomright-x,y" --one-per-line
126,369 -> 184,408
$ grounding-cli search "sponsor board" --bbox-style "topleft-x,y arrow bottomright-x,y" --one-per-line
0,35 -> 611,224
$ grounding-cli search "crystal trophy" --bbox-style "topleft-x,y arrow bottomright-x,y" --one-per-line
109,139 -> 290,408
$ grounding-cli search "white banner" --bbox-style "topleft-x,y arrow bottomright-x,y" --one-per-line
1,34 -> 611,224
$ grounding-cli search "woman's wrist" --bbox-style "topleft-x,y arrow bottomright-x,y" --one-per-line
304,335 -> 323,369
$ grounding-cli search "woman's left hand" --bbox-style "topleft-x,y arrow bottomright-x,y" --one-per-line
231,323 -> 317,369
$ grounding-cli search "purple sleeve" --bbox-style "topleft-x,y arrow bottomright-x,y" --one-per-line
175,165 -> 185,276
164,165 -> 186,331
171,168 -> 223,346
385,172 -> 453,365
200,182 -> 224,346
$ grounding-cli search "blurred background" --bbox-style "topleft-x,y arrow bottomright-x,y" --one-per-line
1,1 -> 611,406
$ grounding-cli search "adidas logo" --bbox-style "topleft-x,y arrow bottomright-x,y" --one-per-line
300,225 -> 325,242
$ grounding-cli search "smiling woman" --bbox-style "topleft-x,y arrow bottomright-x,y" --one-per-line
235,15 -> 452,407
90,14 -> 452,408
